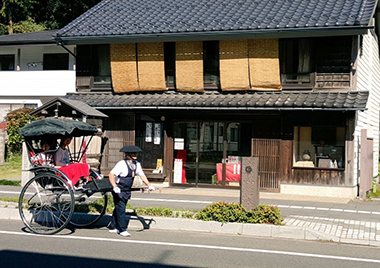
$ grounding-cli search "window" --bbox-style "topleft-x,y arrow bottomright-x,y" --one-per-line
280,39 -> 314,87
164,42 -> 176,88
293,126 -> 345,168
0,55 -> 15,70
76,45 -> 111,88
280,36 -> 352,89
43,53 -> 69,70
203,41 -> 220,88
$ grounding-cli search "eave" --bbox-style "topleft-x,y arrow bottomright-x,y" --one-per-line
55,26 -> 373,45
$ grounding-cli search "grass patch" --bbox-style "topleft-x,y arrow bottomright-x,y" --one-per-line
0,197 -> 20,203
0,180 -> 21,186
0,154 -> 22,180
367,184 -> 380,199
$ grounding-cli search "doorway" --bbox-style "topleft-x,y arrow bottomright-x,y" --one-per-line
172,121 -> 251,187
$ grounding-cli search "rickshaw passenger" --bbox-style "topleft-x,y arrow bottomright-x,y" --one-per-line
54,136 -> 90,187
31,143 -> 54,167
54,136 -> 72,167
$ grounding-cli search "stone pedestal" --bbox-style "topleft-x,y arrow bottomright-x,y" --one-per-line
0,129 -> 5,164
21,142 -> 33,186
240,157 -> 259,210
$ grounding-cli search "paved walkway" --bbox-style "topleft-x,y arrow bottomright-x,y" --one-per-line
284,215 -> 380,246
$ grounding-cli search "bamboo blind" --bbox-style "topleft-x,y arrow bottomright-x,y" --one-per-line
248,39 -> 282,91
175,41 -> 204,92
137,43 -> 167,91
219,40 -> 250,91
110,44 -> 139,93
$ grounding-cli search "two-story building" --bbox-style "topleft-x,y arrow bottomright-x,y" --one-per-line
52,0 -> 380,199
0,30 -> 76,121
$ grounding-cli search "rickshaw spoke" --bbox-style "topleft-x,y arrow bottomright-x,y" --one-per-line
19,174 -> 74,235
70,171 -> 108,228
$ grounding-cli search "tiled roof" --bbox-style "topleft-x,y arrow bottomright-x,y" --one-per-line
56,0 -> 376,40
0,30 -> 57,45
30,97 -> 108,118
65,91 -> 369,111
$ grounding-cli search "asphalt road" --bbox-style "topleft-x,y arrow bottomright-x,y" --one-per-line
1,219 -> 380,268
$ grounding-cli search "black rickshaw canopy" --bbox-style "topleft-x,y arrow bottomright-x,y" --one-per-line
19,118 -> 98,138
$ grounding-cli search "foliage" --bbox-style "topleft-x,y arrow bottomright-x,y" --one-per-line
0,179 -> 20,186
0,0 -> 101,34
5,107 -> 40,156
195,202 -> 245,223
195,202 -> 283,225
367,185 -> 380,199
33,0 -> 102,30
180,211 -> 196,219
11,17 -> 46,33
0,0 -> 36,34
134,206 -> 174,217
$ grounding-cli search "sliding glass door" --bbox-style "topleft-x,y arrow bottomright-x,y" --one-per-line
173,121 -> 251,187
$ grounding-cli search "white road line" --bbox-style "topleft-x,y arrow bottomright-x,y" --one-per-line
330,208 -> 344,212
357,210 -> 371,214
1,230 -> 380,264
0,190 -> 20,194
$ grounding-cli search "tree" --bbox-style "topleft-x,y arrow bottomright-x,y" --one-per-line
33,0 -> 101,30
0,0 -> 36,34
5,107 -> 40,156
11,17 -> 46,33
0,0 -> 101,35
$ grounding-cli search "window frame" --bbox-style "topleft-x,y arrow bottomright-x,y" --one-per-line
0,54 -> 15,71
280,36 -> 353,90
203,40 -> 220,90
43,53 -> 69,70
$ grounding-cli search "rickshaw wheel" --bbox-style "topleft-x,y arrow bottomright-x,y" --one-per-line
19,173 -> 75,235
69,173 -> 108,228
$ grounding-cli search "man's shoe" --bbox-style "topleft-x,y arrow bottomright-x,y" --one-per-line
109,229 -> 118,234
119,231 -> 131,237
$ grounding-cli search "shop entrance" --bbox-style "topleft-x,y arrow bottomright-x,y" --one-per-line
173,121 -> 251,187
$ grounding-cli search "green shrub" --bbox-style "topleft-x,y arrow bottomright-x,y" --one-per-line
179,211 -> 196,219
195,202 -> 246,223
242,204 -> 283,225
195,202 -> 283,225
134,206 -> 174,217
0,179 -> 21,186
5,107 -> 40,156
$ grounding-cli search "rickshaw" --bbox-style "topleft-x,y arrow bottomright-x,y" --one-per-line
18,118 -> 112,235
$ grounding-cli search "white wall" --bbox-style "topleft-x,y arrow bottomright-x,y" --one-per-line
0,70 -> 76,96
355,30 -> 380,186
